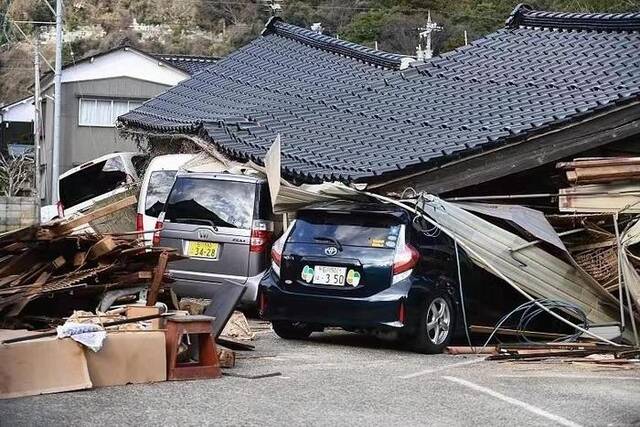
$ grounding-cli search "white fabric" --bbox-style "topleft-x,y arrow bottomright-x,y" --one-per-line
56,322 -> 107,352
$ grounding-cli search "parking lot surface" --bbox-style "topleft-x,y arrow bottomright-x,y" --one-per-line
1,323 -> 639,426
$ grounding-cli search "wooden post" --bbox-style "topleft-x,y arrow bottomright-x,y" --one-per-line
147,251 -> 168,306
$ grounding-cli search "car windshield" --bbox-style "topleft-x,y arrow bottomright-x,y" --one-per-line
164,177 -> 255,229
289,211 -> 401,248
59,157 -> 128,208
144,170 -> 177,218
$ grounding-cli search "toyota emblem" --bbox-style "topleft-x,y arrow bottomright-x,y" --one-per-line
325,246 -> 338,256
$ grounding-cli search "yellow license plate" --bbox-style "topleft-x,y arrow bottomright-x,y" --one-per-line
187,241 -> 220,259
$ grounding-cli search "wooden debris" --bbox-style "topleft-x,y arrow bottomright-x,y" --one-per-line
217,347 -> 236,368
0,208 -> 185,326
147,252 -> 169,307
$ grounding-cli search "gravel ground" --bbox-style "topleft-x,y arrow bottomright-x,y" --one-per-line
1,323 -> 639,426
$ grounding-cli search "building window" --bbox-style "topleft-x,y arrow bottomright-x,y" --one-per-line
78,98 -> 144,127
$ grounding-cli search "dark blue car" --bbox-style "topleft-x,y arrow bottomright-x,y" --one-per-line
259,201 -> 464,353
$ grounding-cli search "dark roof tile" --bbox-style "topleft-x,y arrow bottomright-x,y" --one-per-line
121,7 -> 640,184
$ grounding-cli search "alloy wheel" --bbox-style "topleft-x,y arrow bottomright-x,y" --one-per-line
426,297 -> 451,345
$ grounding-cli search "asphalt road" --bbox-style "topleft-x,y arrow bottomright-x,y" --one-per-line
1,324 -> 639,426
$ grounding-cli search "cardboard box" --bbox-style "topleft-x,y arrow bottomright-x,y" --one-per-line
85,331 -> 166,387
125,305 -> 162,329
0,330 -> 91,399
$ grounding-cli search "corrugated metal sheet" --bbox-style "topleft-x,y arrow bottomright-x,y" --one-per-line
420,197 -> 621,326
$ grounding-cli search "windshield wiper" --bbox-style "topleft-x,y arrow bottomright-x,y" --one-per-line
314,236 -> 343,251
174,218 -> 219,231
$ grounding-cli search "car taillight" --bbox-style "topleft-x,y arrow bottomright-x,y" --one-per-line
398,300 -> 406,324
393,243 -> 420,275
152,220 -> 163,246
250,229 -> 273,253
136,213 -> 144,232
270,220 -> 296,276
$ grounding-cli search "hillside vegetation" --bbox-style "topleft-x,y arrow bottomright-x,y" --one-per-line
1,0 -> 638,104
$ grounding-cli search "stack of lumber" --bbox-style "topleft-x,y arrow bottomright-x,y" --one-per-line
0,197 -> 183,328
557,157 -> 640,185
557,157 -> 640,213
488,342 -> 640,367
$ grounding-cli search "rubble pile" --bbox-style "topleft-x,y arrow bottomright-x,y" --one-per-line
0,198 -> 182,329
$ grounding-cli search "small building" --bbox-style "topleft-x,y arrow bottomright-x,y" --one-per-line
0,46 -> 217,203
0,97 -> 35,157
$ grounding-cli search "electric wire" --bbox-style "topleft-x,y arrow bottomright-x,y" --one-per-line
454,240 -> 475,351
482,299 -> 588,348
365,190 -> 620,347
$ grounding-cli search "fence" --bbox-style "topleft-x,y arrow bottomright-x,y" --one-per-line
0,197 -> 39,233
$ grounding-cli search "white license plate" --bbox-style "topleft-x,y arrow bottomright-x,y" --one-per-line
313,266 -> 347,286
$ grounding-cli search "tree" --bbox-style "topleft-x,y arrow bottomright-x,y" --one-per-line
0,151 -> 34,197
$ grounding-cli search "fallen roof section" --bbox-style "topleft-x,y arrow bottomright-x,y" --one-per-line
119,5 -> 640,187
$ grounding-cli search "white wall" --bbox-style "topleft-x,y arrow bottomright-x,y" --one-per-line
60,48 -> 189,86
1,97 -> 34,123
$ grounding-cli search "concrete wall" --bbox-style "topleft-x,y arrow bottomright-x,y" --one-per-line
41,77 -> 171,203
0,196 -> 38,233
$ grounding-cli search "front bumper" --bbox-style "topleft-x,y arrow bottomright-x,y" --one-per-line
259,269 -> 412,330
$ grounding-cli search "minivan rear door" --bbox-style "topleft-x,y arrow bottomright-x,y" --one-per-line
281,211 -> 402,298
160,176 -> 256,282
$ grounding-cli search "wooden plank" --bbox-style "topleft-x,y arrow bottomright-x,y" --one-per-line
557,157 -> 640,170
217,347 -> 236,368
52,256 -> 66,270
86,237 -> 117,260
51,195 -> 137,235
146,251 -> 169,306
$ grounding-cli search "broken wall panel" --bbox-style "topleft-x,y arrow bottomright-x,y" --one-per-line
421,197 -> 622,328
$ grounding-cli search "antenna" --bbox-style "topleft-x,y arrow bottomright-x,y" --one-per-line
261,0 -> 283,17
416,10 -> 442,61
310,23 -> 323,34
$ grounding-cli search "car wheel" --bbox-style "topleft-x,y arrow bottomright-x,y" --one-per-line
411,292 -> 455,354
271,320 -> 313,340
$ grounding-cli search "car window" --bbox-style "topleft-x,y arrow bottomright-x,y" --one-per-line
164,177 -> 256,229
145,170 -> 177,218
59,159 -> 127,208
289,212 -> 401,248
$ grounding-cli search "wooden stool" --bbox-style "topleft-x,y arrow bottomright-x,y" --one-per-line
165,315 -> 222,380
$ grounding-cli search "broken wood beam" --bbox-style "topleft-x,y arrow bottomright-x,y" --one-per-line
50,195 -> 137,235
146,251 -> 169,307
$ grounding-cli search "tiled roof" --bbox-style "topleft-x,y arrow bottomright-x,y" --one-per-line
120,7 -> 640,184
154,54 -> 219,75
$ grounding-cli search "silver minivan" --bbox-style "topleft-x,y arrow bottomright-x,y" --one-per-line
157,172 -> 277,306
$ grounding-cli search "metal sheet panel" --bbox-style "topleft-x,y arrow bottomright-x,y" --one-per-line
420,197 -> 620,326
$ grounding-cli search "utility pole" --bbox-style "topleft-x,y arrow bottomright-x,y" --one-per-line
33,28 -> 41,219
51,0 -> 63,203
416,10 -> 442,61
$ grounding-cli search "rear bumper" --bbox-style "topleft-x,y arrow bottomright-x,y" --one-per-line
259,269 -> 411,330
169,269 -> 265,306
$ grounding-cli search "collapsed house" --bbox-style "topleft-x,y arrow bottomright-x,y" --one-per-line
117,5 -> 640,343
